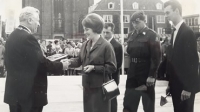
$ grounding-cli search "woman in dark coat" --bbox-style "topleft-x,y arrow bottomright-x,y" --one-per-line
68,13 -> 117,112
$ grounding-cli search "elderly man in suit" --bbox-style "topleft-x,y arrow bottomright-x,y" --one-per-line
103,23 -> 122,112
164,1 -> 200,112
4,6 -> 69,112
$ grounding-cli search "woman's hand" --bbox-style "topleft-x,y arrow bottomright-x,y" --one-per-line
83,65 -> 95,73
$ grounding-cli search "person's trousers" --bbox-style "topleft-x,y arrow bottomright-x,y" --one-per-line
171,87 -> 195,112
9,104 -> 43,112
0,66 -> 4,77
123,86 -> 155,112
111,97 -> 118,112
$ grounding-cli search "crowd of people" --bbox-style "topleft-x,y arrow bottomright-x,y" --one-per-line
39,39 -> 83,75
1,0 -> 200,112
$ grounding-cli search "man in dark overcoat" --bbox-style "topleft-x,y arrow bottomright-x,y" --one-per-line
103,23 -> 123,112
4,6 -> 69,112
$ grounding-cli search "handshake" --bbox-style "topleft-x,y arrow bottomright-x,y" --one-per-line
60,59 -> 71,70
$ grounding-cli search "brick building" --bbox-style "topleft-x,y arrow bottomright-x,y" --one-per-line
89,0 -> 171,36
183,14 -> 200,33
22,0 -> 94,39
22,0 -> 171,40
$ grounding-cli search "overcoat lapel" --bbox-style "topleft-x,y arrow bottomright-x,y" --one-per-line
90,37 -> 103,53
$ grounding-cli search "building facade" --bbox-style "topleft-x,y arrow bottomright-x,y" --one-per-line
22,0 -> 93,39
89,0 -> 170,36
22,0 -> 172,40
183,14 -> 200,33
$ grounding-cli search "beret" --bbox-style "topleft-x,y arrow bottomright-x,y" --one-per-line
131,11 -> 145,22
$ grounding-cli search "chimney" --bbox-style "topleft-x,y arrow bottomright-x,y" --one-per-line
89,0 -> 94,6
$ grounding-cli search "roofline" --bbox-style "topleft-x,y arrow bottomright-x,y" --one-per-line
92,10 -> 164,12
183,14 -> 200,18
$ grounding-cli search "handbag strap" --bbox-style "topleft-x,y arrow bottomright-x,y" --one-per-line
103,67 -> 112,83
103,67 -> 106,83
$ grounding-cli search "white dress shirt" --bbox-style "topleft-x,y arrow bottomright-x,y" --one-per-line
107,36 -> 114,43
173,20 -> 184,46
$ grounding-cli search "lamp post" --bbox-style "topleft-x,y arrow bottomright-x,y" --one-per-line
120,0 -> 124,75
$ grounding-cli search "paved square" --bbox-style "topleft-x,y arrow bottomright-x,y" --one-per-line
0,75 -> 200,112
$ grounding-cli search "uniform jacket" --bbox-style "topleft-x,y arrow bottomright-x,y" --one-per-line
166,22 -> 200,93
4,25 -> 63,106
126,27 -> 161,88
110,38 -> 122,85
69,37 -> 117,88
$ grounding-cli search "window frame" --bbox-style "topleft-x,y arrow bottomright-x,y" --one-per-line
144,15 -> 148,23
124,27 -> 129,34
108,2 -> 114,9
157,15 -> 165,23
132,2 -> 139,9
195,18 -> 198,25
103,15 -> 113,23
156,3 -> 162,10
157,27 -> 163,34
123,15 -> 130,23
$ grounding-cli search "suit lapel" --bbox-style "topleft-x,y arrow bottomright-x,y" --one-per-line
110,38 -> 115,46
173,23 -> 185,48
170,23 -> 185,59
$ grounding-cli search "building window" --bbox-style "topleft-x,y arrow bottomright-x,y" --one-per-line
189,18 -> 192,26
156,3 -> 162,10
185,19 -> 188,25
54,0 -> 64,32
144,15 -> 147,23
157,28 -> 163,34
163,28 -> 165,34
123,15 -> 130,23
132,2 -> 139,9
195,18 -> 198,25
192,18 -> 194,25
108,2 -> 114,9
124,28 -> 129,34
187,19 -> 190,25
103,15 -> 113,23
157,15 -> 165,23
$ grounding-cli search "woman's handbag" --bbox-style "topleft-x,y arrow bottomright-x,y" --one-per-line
102,68 -> 120,100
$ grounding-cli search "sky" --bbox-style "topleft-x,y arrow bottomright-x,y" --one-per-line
0,0 -> 200,21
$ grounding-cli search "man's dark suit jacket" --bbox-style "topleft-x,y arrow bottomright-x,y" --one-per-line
4,26 -> 63,107
166,22 -> 200,93
110,38 -> 122,85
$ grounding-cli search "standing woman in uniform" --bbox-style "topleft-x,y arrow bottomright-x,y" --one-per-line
67,13 -> 117,112
123,11 -> 161,112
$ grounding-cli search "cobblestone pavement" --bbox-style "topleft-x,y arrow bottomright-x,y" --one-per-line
0,75 -> 200,112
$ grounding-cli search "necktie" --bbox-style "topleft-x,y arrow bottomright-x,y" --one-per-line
170,28 -> 176,46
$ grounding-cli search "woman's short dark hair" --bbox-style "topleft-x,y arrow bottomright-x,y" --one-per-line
164,0 -> 182,15
82,13 -> 104,34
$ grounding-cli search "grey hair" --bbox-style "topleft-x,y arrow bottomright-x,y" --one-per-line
19,6 -> 40,22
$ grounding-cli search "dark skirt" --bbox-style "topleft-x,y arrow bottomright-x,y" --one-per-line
83,87 -> 110,112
